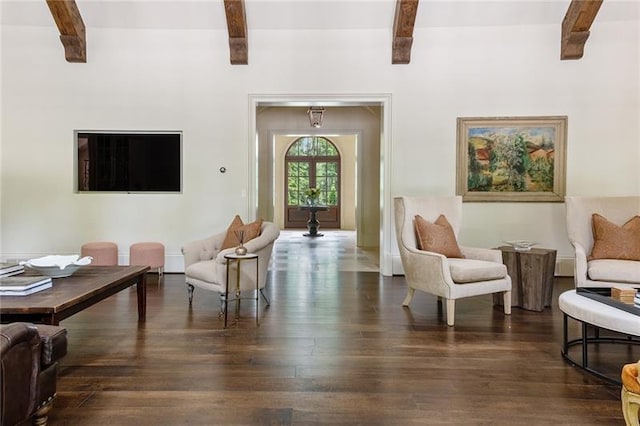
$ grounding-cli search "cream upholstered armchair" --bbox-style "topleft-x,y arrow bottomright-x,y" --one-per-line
394,196 -> 512,326
181,221 -> 280,313
565,196 -> 640,289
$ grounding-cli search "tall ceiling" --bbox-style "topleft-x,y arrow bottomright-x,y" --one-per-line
2,0 -> 637,64
2,0 -> 637,31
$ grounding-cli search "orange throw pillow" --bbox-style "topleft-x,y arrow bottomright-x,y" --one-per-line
414,214 -> 464,258
621,363 -> 640,394
221,215 -> 264,250
589,213 -> 640,261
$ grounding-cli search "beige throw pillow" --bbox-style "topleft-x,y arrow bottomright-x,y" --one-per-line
589,213 -> 640,261
414,214 -> 464,258
221,215 -> 264,250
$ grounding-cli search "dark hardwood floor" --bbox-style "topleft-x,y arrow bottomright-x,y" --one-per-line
46,234 -> 636,425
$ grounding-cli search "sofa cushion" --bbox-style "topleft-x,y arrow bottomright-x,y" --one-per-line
589,214 -> 640,261
448,258 -> 507,283
587,259 -> 640,284
414,214 -> 464,258
221,215 -> 264,250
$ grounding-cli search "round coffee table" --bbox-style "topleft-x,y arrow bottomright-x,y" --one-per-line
559,289 -> 640,384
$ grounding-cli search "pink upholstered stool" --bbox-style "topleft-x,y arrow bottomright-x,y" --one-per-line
80,242 -> 118,266
129,242 -> 165,276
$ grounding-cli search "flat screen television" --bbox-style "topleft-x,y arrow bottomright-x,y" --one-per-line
76,131 -> 182,192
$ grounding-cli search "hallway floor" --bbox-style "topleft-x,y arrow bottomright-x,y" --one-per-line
271,230 -> 379,272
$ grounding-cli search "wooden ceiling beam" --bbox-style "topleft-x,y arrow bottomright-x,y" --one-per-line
392,0 -> 419,64
46,0 -> 86,63
224,0 -> 248,65
561,0 -> 603,60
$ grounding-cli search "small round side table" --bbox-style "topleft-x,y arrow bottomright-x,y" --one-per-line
224,253 -> 259,328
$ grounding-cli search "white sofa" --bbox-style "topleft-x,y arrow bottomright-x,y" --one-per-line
565,196 -> 640,288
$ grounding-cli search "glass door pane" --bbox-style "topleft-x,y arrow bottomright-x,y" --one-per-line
315,161 -> 338,206
287,161 -> 310,206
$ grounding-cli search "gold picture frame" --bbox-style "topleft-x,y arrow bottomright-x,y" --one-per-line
456,116 -> 567,202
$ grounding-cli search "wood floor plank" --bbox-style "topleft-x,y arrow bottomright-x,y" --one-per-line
43,269 -> 637,425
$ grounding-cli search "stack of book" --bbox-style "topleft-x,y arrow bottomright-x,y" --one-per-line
0,275 -> 52,296
612,287 -> 637,305
0,262 -> 24,278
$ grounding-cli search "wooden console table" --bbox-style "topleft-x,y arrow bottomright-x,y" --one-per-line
0,265 -> 149,325
493,246 -> 557,311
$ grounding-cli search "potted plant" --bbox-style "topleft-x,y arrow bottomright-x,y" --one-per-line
304,187 -> 320,205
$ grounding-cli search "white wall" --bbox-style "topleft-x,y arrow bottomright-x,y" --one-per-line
1,14 -> 638,273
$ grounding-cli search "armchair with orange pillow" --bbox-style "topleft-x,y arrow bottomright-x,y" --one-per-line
181,216 -> 280,314
565,196 -> 640,289
394,196 -> 512,326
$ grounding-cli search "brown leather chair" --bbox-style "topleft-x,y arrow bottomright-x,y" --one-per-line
0,322 -> 67,426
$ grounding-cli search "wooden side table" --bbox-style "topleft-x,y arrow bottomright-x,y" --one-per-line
224,253 -> 259,327
493,246 -> 557,311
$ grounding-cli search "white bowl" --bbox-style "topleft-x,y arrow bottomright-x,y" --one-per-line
21,255 -> 92,278
25,263 -> 83,278
504,240 -> 538,251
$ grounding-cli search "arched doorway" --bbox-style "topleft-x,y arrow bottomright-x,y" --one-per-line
284,136 -> 341,229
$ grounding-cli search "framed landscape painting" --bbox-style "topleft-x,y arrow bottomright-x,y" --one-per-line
456,116 -> 567,202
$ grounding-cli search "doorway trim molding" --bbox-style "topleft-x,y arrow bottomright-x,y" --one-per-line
248,93 -> 393,276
